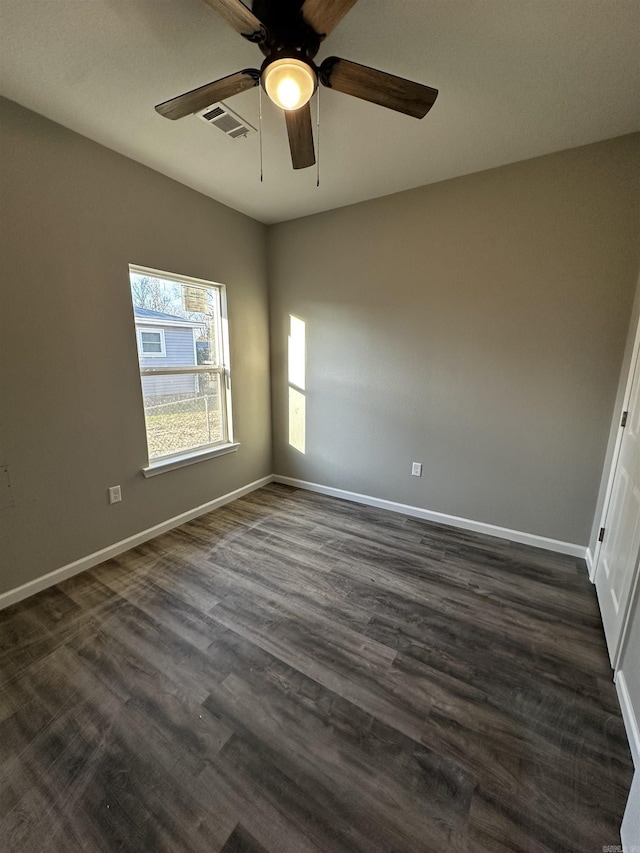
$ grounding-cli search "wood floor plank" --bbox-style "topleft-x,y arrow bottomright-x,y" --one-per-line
202,665 -> 472,852
207,592 -> 431,742
98,602 -> 228,704
335,553 -> 609,677
205,539 -> 372,630
0,483 -> 632,851
220,824 -> 270,853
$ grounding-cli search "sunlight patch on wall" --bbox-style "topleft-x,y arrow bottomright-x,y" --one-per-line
288,315 -> 306,390
288,315 -> 306,454
288,387 -> 306,454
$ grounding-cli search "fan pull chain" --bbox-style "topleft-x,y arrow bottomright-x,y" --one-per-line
316,86 -> 320,188
259,85 -> 264,183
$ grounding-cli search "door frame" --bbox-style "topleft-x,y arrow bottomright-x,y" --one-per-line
592,307 -> 640,668
591,309 -> 640,582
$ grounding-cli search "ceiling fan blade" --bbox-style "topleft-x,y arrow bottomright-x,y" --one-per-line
284,103 -> 315,170
200,0 -> 266,41
319,57 -> 438,119
155,70 -> 260,120
300,0 -> 358,37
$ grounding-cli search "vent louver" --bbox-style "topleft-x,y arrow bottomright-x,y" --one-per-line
197,102 -> 256,138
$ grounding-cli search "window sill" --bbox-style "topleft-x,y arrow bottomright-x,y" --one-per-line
142,442 -> 239,478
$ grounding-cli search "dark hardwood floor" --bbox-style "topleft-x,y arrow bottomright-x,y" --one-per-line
0,483 -> 632,852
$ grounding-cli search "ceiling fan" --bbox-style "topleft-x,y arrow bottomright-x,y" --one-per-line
155,0 -> 439,170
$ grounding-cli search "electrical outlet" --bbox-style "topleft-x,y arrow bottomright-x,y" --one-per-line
411,462 -> 422,477
108,485 -> 122,504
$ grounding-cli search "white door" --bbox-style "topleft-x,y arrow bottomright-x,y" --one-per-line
595,341 -> 640,665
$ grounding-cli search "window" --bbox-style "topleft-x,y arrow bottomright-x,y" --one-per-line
137,328 -> 166,357
129,265 -> 236,474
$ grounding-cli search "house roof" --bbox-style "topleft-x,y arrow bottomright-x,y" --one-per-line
134,307 -> 203,328
134,307 -> 186,322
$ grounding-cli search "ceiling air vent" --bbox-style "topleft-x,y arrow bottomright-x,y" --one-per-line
197,102 -> 256,139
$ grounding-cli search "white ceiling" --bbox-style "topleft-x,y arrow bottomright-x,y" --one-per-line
1,0 -> 639,224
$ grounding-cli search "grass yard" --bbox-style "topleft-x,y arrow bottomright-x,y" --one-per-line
144,395 -> 223,459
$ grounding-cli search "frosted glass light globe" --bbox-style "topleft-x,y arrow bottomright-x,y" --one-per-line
263,58 -> 316,111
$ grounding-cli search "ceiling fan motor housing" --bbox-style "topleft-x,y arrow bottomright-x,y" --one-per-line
260,48 -> 318,87
253,0 -> 322,59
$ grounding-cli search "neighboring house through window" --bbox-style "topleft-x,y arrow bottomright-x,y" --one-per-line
129,265 -> 235,473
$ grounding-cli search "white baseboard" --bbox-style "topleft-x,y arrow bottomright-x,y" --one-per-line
585,548 -> 594,580
1,472 -> 588,612
0,475 -> 273,612
274,476 -> 587,560
616,670 -> 640,769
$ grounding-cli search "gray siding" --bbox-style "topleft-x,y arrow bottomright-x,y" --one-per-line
140,374 -> 197,399
137,325 -> 198,398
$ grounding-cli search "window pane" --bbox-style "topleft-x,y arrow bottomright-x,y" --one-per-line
129,267 -> 231,464
130,273 -> 220,369
141,334 -> 162,353
141,372 -> 225,460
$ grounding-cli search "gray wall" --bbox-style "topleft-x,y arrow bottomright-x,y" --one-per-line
0,96 -> 271,597
269,134 -> 640,545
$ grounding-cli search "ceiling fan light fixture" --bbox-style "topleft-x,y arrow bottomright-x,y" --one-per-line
156,0 -> 439,172
263,58 -> 317,111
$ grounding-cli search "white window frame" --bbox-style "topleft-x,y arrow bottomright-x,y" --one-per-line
129,264 -> 238,476
137,327 -> 166,358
